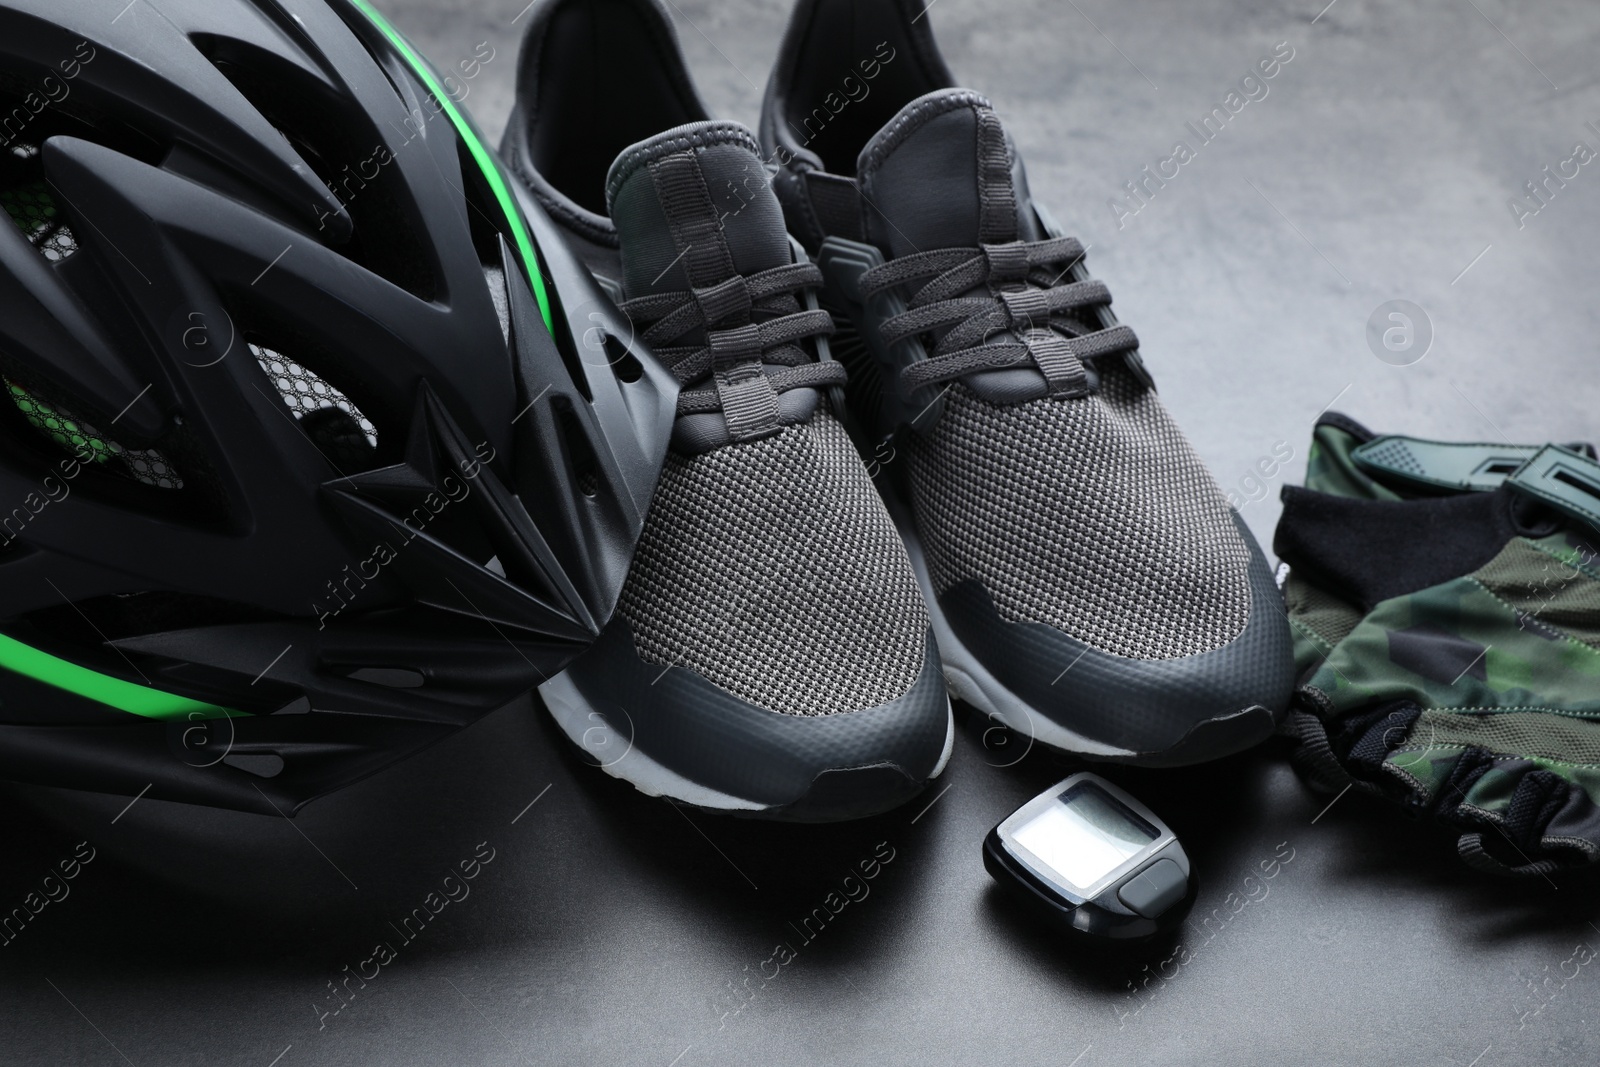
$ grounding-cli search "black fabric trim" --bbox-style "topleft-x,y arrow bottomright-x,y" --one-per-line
1336,700 -> 1422,781
1274,484 -> 1525,611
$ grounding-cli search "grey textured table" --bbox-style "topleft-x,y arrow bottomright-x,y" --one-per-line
3,1 -> 1599,1064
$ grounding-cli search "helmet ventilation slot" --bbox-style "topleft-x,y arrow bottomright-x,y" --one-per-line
4,378 -> 182,489
346,666 -> 425,689
1,177 -> 77,262
191,36 -> 438,300
222,753 -> 285,778
551,394 -> 601,498
1,138 -> 78,263
251,342 -> 380,472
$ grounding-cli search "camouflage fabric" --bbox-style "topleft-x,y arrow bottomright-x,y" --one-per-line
1279,414 -> 1600,876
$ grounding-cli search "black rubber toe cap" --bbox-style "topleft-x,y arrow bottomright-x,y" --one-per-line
941,514 -> 1296,764
557,620 -> 951,818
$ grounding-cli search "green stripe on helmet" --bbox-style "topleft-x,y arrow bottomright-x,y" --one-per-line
0,633 -> 236,721
345,0 -> 554,332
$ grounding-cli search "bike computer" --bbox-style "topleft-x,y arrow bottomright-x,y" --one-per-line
984,772 -> 1194,941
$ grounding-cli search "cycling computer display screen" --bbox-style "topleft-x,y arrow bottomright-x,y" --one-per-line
1011,781 -> 1159,890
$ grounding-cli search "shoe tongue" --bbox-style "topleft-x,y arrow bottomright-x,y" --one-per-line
857,89 -> 1037,258
605,121 -> 790,300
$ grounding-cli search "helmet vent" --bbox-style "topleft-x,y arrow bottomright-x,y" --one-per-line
2,172 -> 79,263
484,263 -> 512,343
347,667 -> 425,689
551,395 -> 601,498
191,39 -> 438,300
251,343 -> 379,470
603,333 -> 644,383
5,379 -> 182,489
223,753 -> 285,778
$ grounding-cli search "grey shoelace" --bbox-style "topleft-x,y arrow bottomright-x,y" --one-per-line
859,236 -> 1138,397
619,262 -> 846,418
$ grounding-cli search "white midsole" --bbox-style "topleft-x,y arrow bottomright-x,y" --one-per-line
538,668 -> 955,812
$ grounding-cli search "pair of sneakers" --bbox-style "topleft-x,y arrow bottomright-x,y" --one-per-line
504,0 -> 1294,822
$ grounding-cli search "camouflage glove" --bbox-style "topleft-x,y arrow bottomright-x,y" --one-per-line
1276,413 -> 1600,877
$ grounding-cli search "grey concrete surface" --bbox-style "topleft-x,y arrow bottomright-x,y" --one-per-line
2,2 -> 1599,1067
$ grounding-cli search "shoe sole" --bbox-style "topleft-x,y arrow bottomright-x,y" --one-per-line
539,671 -> 955,822
885,493 -> 1278,768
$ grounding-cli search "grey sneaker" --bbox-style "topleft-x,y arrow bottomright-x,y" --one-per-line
759,0 -> 1295,767
502,0 -> 952,820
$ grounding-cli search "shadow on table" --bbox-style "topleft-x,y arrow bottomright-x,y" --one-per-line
0,693 -> 1592,988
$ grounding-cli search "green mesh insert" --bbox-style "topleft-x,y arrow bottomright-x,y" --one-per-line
6,380 -> 182,489
1473,538 -> 1600,650
1,179 -> 77,261
1407,709 -> 1600,767
1284,571 -> 1365,650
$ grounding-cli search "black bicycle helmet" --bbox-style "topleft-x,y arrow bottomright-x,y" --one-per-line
0,0 -> 675,814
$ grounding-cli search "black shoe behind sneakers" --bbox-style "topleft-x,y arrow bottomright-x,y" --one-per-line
500,0 -> 952,820
759,0 -> 1295,767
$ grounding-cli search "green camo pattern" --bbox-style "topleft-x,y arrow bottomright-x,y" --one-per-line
1289,418 -> 1388,676
1303,419 -> 1404,501
1285,416 -> 1600,872
1306,535 -> 1600,738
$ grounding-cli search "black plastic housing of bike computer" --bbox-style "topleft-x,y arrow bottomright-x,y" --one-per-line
983,772 -> 1196,941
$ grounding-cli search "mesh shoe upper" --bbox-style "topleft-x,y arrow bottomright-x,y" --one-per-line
759,10 -> 1294,762
909,368 -> 1253,660
843,90 -> 1256,661
505,0 -> 951,818
620,410 -> 927,715
600,121 -> 930,715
